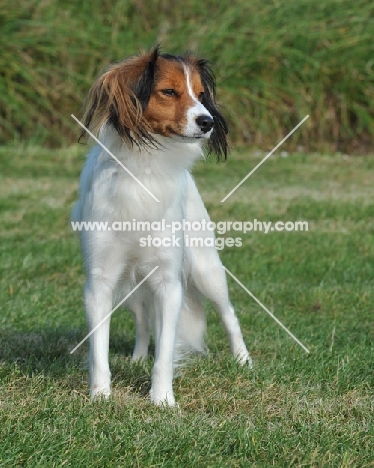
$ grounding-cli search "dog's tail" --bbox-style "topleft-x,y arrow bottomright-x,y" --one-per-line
174,286 -> 206,366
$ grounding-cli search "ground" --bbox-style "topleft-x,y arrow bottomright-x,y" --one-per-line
0,145 -> 373,467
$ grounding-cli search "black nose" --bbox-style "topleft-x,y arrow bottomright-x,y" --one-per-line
196,115 -> 214,133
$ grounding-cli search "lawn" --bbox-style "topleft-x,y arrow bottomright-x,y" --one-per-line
0,145 -> 373,467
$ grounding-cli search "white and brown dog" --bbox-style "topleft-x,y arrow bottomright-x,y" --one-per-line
72,46 -> 251,406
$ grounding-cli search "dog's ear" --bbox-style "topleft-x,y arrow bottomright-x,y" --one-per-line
196,59 -> 229,160
80,46 -> 160,148
132,46 -> 159,112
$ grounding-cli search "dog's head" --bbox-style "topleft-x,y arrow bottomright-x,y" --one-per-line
81,46 -> 228,159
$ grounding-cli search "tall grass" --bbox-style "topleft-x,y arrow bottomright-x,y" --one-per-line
1,0 -> 373,152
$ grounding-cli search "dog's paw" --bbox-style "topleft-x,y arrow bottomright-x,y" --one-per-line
150,388 -> 176,407
245,355 -> 254,369
90,385 -> 111,400
236,350 -> 253,369
131,352 -> 148,362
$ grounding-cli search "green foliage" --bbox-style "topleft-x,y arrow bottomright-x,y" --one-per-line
1,0 -> 373,151
1,145 -> 373,465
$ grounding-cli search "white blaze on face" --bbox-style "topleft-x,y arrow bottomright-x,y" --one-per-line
183,64 -> 213,139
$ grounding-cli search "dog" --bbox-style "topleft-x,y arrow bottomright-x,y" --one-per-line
72,46 -> 252,406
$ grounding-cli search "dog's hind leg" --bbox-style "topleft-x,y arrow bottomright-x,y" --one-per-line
130,298 -> 151,361
185,174 -> 252,367
190,250 -> 252,367
175,286 -> 206,363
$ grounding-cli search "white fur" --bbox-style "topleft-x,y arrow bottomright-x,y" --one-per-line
73,126 -> 251,407
183,65 -> 213,139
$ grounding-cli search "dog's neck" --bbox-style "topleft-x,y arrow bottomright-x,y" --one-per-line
97,124 -> 205,172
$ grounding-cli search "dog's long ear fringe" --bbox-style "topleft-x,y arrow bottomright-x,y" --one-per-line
196,59 -> 229,160
79,46 -> 161,149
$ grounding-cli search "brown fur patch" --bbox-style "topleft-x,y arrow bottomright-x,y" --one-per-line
81,52 -> 155,146
143,60 -> 204,137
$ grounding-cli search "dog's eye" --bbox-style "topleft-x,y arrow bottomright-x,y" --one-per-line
162,89 -> 177,97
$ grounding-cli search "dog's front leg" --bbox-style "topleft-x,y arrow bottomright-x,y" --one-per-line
84,269 -> 120,399
150,279 -> 182,406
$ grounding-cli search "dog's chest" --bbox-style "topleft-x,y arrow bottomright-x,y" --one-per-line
110,167 -> 187,223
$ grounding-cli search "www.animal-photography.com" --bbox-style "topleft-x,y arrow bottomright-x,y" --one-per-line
1,1 -> 373,466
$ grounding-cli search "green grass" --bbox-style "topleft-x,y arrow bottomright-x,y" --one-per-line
1,0 -> 374,152
1,145 -> 373,467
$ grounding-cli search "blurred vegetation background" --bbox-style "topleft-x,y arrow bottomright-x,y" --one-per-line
1,0 -> 373,152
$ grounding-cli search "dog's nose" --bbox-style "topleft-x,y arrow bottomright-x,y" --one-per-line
196,115 -> 214,133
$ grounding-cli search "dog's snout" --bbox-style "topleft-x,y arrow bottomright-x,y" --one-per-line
196,115 -> 214,133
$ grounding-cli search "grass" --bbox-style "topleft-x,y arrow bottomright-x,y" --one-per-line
0,144 -> 373,466
1,0 -> 374,152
